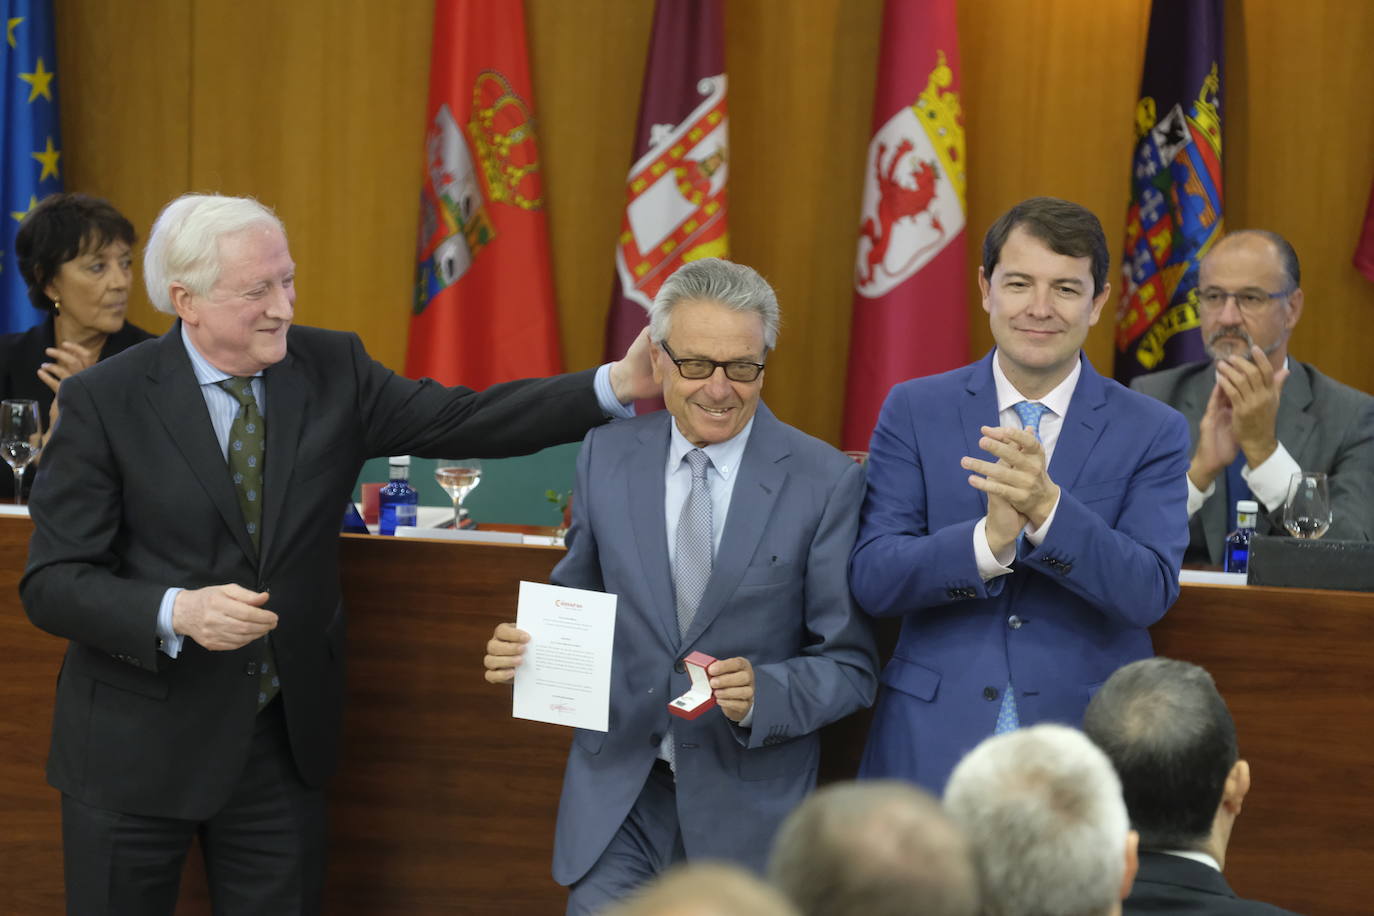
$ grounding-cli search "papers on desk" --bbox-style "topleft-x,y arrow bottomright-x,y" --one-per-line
0,504 -> 30,517
1178,569 -> 1248,586
512,581 -> 616,732
394,526 -> 524,545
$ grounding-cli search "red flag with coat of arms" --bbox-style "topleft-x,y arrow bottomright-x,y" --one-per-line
603,0 -> 728,372
842,0 -> 968,453
407,0 -> 562,388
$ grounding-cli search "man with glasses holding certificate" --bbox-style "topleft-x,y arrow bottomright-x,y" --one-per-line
483,258 -> 878,915
1132,230 -> 1374,565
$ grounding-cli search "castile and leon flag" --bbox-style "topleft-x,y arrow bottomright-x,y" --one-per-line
842,0 -> 968,454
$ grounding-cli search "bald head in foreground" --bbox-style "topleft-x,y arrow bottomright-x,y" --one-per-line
944,723 -> 1138,916
768,780 -> 978,916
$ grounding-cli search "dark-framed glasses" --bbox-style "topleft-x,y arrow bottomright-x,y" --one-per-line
659,341 -> 766,382
1197,287 -> 1291,314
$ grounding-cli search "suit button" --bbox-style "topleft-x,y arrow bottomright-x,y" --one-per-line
674,660 -> 686,674
1060,563 -> 1072,574
649,732 -> 662,747
1008,615 -> 1023,629
983,686 -> 999,701
244,661 -> 259,676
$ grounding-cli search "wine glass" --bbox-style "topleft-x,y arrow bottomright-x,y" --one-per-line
2,399 -> 43,506
435,458 -> 482,529
1284,472 -> 1332,539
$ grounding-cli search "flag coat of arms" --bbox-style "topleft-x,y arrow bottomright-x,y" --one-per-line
842,0 -> 967,453
2,0 -> 63,335
1114,0 -> 1224,384
603,0 -> 728,363
407,0 -> 562,388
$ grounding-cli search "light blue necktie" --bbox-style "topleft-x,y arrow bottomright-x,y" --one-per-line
664,449 -> 713,771
994,401 -> 1050,735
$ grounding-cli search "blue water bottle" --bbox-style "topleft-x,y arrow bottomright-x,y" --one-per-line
378,456 -> 419,536
1224,499 -> 1259,574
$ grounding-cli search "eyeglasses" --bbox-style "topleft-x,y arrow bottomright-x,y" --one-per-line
659,341 -> 766,382
1197,288 -> 1292,314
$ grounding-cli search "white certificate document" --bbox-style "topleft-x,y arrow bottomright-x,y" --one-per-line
512,581 -> 617,732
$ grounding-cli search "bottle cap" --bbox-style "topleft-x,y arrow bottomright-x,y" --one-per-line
388,455 -> 411,467
1237,499 -> 1259,513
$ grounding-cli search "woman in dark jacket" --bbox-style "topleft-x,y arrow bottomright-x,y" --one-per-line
0,193 -> 154,500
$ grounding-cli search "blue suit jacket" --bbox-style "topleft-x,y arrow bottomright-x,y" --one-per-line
549,404 -> 878,885
850,352 -> 1190,793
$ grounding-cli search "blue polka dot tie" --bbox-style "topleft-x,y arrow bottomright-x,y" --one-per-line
218,377 -> 279,710
994,401 -> 1051,735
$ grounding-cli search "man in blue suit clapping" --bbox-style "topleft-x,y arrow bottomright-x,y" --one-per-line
850,196 -> 1191,794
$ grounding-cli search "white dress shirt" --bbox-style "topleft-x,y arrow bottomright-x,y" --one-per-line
972,352 -> 1081,581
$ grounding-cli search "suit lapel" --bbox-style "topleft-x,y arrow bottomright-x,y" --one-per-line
1048,355 -> 1108,490
627,416 -> 679,648
959,354 -> 1001,514
259,348 -> 306,563
681,405 -> 787,648
1275,358 -> 1316,474
147,327 -> 258,562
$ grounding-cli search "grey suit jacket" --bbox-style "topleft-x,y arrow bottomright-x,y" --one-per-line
547,404 -> 879,885
1132,359 -> 1374,566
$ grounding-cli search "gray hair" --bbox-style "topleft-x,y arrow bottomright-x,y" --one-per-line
768,780 -> 979,916
648,258 -> 780,351
944,724 -> 1130,916
144,193 -> 286,314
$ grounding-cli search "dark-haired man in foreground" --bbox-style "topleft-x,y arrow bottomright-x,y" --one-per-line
1084,657 -> 1300,915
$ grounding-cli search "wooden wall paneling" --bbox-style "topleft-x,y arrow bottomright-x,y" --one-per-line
958,0 -> 1152,372
725,0 -> 883,442
53,0 -> 191,337
526,0 -> 654,375
186,0 -> 434,371
1225,0 -> 1374,395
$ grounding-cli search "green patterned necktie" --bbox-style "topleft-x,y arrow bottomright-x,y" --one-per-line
217,376 -> 279,709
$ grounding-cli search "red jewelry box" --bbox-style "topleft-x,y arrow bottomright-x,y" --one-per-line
667,651 -> 717,720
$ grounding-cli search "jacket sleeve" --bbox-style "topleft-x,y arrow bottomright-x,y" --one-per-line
745,459 -> 879,748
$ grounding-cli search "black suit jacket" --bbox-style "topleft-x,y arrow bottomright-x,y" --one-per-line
21,323 -> 605,819
1125,852 -> 1303,915
0,316 -> 154,499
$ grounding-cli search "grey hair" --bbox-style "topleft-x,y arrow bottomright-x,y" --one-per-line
144,193 -> 286,314
944,724 -> 1129,916
768,780 -> 979,916
648,257 -> 780,351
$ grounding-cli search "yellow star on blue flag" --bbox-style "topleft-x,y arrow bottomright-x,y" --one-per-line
3,1 -> 63,334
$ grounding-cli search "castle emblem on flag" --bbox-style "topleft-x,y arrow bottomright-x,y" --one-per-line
1117,64 -> 1223,369
415,71 -> 544,315
614,75 -> 729,311
855,51 -> 965,299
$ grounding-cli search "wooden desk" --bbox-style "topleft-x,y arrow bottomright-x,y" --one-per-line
2,515 -> 1368,914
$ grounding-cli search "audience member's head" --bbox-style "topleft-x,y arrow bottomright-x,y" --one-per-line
1083,657 -> 1250,867
944,724 -> 1138,916
767,780 -> 979,916
600,862 -> 799,916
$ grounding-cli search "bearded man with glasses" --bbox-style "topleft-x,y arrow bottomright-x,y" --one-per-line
1132,230 -> 1374,565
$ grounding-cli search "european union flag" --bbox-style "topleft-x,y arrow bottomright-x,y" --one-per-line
2,0 -> 62,335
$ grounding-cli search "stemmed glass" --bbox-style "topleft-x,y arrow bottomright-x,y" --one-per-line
2,399 -> 43,506
435,458 -> 482,529
1284,472 -> 1332,539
